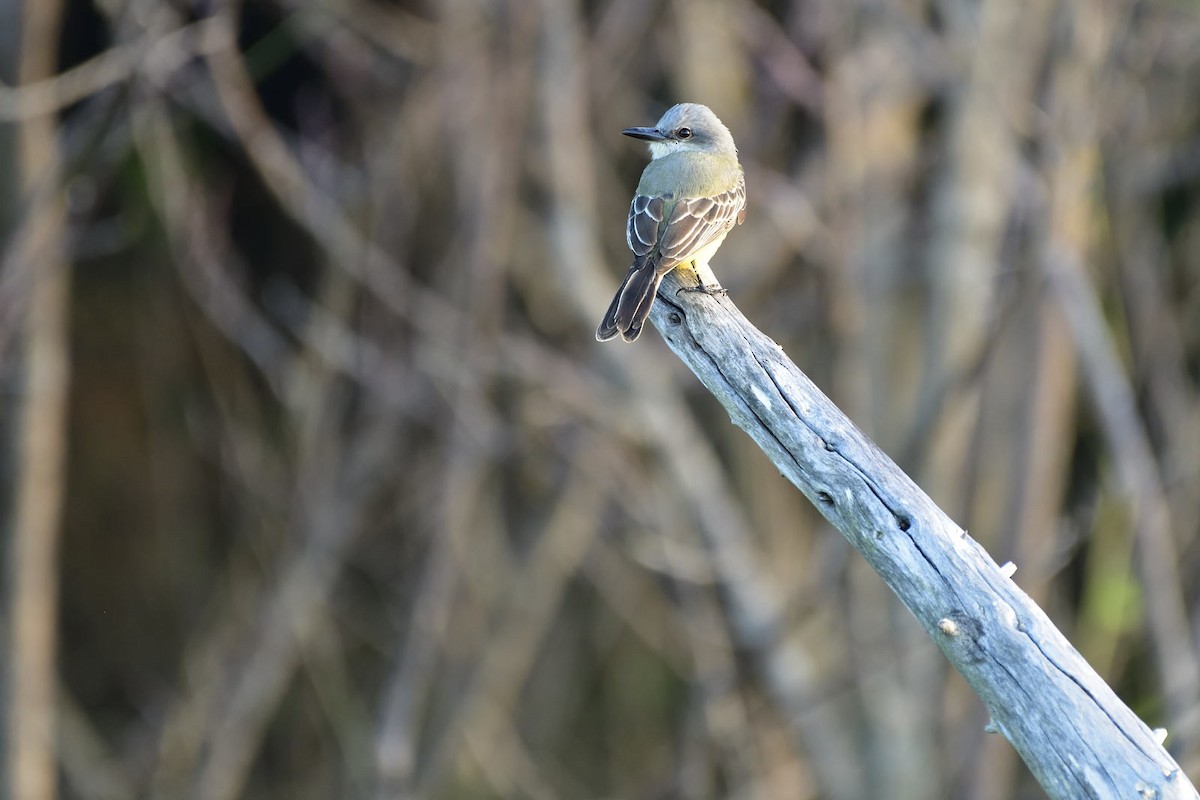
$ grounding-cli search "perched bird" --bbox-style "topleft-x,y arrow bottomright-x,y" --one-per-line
596,103 -> 746,343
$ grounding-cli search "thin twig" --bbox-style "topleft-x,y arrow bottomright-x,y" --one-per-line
0,19 -> 225,121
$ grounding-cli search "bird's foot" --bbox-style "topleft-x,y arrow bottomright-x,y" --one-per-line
676,281 -> 727,297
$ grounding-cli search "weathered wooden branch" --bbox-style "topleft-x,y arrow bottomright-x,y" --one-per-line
645,270 -> 1197,800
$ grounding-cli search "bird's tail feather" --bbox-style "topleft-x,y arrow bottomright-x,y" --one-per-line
595,260 -> 663,343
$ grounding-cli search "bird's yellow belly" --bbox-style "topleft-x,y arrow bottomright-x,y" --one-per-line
675,231 -> 731,287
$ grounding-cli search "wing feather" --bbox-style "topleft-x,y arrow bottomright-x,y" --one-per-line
626,196 -> 664,256
624,176 -> 746,270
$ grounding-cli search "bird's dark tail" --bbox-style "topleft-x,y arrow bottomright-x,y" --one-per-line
596,259 -> 664,343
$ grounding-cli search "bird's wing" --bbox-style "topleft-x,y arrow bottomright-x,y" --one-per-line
626,195 -> 665,258
625,176 -> 746,269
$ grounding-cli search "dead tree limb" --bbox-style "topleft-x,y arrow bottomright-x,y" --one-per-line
643,270 -> 1196,800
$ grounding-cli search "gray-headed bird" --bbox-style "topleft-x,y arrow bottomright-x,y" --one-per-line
596,103 -> 746,343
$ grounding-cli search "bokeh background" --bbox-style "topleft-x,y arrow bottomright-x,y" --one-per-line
2,0 -> 1199,798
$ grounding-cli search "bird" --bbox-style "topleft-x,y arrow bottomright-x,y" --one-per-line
596,103 -> 746,343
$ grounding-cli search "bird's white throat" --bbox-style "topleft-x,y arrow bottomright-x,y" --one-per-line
648,140 -> 700,160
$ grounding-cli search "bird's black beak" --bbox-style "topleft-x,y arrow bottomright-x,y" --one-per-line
622,126 -> 667,142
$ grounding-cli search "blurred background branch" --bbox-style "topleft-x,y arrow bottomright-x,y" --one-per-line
5,2 -> 70,800
2,0 -> 1199,798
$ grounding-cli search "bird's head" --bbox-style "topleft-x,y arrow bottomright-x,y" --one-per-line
622,103 -> 737,160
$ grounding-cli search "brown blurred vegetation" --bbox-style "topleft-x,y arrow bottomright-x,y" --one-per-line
2,0 -> 1200,798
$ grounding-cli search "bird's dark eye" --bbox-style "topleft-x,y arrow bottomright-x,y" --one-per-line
677,127 -> 692,139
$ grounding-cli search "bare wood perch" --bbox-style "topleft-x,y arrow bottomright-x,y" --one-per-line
645,270 -> 1197,800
